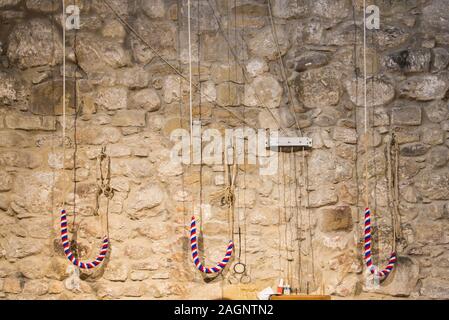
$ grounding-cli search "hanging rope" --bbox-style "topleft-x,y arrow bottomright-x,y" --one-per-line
190,216 -> 234,274
59,1 -> 109,269
361,0 -> 396,280
94,146 -> 114,216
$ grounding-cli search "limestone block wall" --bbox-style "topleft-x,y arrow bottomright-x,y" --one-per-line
0,0 -> 448,299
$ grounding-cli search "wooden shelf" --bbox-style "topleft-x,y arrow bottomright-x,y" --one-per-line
270,295 -> 331,300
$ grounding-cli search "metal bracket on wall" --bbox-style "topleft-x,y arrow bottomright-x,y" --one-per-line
266,136 -> 313,151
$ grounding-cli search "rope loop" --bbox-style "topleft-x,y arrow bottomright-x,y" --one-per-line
60,210 -> 109,269
364,208 -> 397,280
190,216 -> 234,274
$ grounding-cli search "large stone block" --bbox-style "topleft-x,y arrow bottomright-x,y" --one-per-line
7,19 -> 63,69
399,75 -> 449,101
422,0 -> 449,32
391,106 -> 422,126
129,89 -> 161,112
424,100 -> 449,123
382,49 -> 431,73
416,170 -> 449,200
95,87 -> 127,111
345,77 -> 395,107
400,143 -> 429,157
333,127 -> 357,144
75,126 -> 122,145
125,183 -> 164,216
299,67 -> 341,109
319,206 -> 353,232
5,113 -> 55,131
0,150 -> 42,169
76,32 -> 131,73
421,278 -> 449,299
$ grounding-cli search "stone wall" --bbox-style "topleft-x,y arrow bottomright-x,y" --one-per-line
0,0 -> 449,299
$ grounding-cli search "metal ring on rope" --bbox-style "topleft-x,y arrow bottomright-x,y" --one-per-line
364,208 -> 397,280
190,216 -> 234,274
60,210 -> 109,269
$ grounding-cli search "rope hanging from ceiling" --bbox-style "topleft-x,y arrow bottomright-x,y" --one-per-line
361,0 -> 397,281
59,0 -> 110,269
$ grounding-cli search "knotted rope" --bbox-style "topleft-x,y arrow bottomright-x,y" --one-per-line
190,216 -> 234,274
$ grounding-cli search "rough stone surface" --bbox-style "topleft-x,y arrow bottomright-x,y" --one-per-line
244,75 -> 283,109
0,0 -> 448,300
7,19 -> 63,69
248,25 -> 289,60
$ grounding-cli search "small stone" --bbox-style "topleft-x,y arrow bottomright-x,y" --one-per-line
101,19 -> 126,40
333,127 -> 357,144
432,48 -> 449,72
271,0 -> 307,19
107,144 -> 132,158
0,170 -> 13,191
129,89 -> 161,112
104,261 -> 128,282
0,0 -> 21,8
0,72 -> 16,104
422,126 -> 444,145
399,75 -> 449,101
3,236 -> 42,259
244,75 -> 282,109
130,271 -> 149,281
248,25 -> 289,60
23,280 -> 49,296
319,206 -> 353,232
294,51 -> 328,72
141,0 -> 166,19
400,143 -> 430,157
163,75 -> 189,104
382,48 -> 431,73
125,183 -> 164,216
424,100 -> 449,123
2,277 -> 22,294
111,110 -> 146,127
25,0 -> 60,12
0,194 -> 9,211
7,19 -> 62,69
393,127 -> 420,144
428,146 -> 449,168
245,57 -> 269,77
392,106 -> 422,126
76,126 -> 121,145
216,82 -> 241,107
95,87 -> 127,111
211,63 -> 244,84
309,189 -> 338,208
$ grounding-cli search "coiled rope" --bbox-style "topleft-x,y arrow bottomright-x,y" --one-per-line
190,216 -> 234,274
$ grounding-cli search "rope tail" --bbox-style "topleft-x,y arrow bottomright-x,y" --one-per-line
60,210 -> 109,269
190,216 -> 234,274
364,208 -> 397,280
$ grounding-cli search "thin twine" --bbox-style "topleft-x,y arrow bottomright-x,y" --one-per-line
61,0 -> 67,208
188,0 -> 194,153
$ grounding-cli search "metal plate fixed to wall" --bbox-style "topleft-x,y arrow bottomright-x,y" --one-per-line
266,136 -> 313,150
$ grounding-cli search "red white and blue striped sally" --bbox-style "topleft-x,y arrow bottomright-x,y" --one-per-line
60,209 -> 109,269
190,216 -> 234,274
